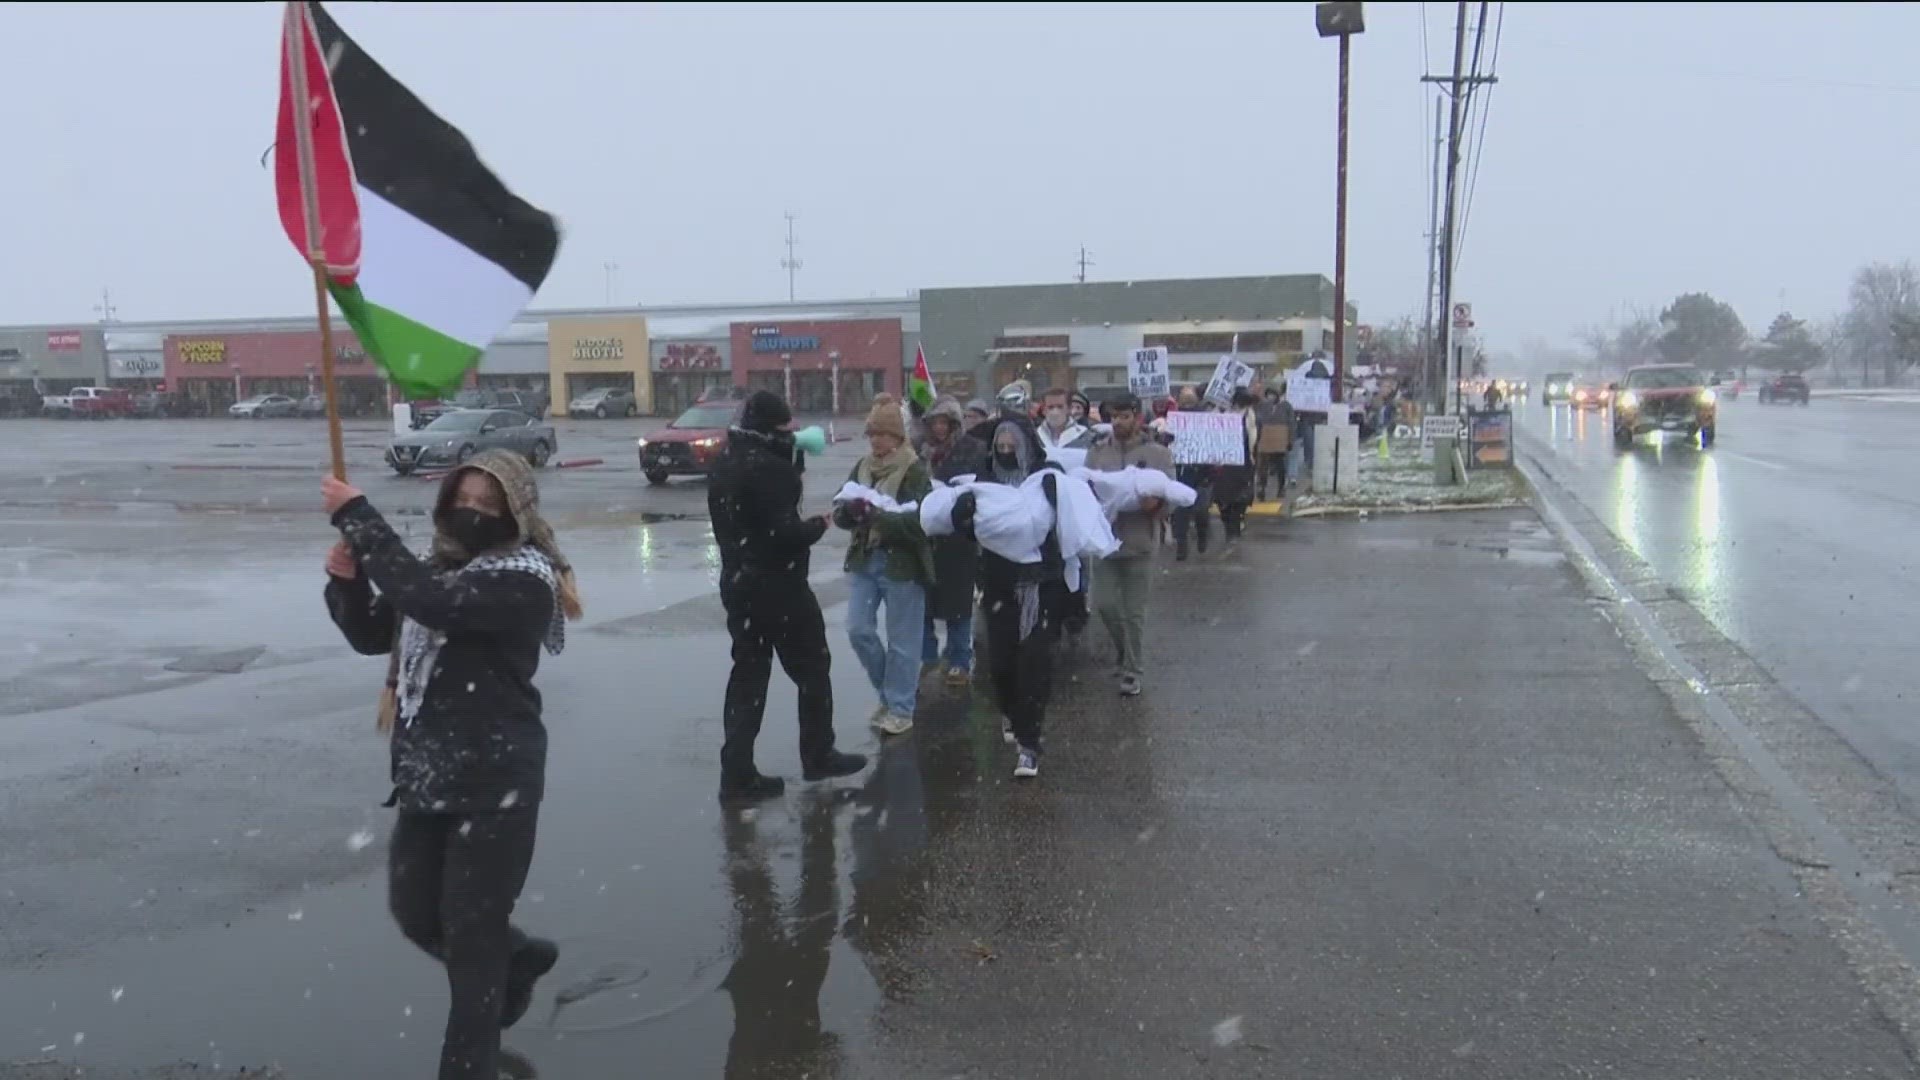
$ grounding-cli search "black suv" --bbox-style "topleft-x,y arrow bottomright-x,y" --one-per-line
1757,374 -> 1810,405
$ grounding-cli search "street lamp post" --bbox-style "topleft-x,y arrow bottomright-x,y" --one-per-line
828,349 -> 842,442
781,352 -> 793,405
1317,2 -> 1364,405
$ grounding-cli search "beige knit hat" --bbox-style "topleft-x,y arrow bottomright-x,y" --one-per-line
865,392 -> 907,440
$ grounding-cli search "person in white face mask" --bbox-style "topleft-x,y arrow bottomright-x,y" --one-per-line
1036,387 -> 1093,452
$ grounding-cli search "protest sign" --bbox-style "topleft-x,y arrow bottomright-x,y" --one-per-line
1165,411 -> 1248,466
1286,368 -> 1332,412
1203,356 -> 1256,407
1127,346 -> 1170,400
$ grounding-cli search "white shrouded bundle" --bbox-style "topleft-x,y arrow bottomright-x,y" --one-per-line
920,470 -> 1119,589
832,481 -> 918,515
1071,466 -> 1198,518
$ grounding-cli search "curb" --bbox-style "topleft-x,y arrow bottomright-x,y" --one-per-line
1288,498 -> 1525,519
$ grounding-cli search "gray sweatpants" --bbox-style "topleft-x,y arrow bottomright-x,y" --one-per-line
1093,555 -> 1155,680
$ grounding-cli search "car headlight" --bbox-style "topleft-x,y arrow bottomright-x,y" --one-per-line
694,437 -> 721,449
1618,390 -> 1639,409
1699,388 -> 1716,404
636,437 -> 649,448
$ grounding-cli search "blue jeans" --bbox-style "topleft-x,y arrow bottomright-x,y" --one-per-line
922,613 -> 975,670
848,552 -> 927,718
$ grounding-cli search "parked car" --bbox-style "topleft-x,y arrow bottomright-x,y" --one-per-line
40,392 -> 74,417
65,386 -> 136,419
1612,365 -> 1717,449
638,400 -> 740,484
453,388 -> 548,418
297,393 -> 329,418
386,408 -> 557,476
132,390 -> 178,418
1757,373 -> 1810,405
229,394 -> 298,419
569,387 -> 638,419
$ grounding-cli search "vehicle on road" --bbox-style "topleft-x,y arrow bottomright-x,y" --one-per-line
1757,373 -> 1811,405
386,408 -> 557,476
131,390 -> 177,418
1612,365 -> 1717,449
637,400 -> 739,484
60,386 -> 137,419
296,393 -> 328,418
1710,370 -> 1745,400
229,394 -> 298,419
569,387 -> 639,419
1571,380 -> 1611,410
1542,373 -> 1576,406
453,387 -> 548,418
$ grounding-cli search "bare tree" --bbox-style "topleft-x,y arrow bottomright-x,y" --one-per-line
1843,260 -> 1920,386
1579,307 -> 1662,374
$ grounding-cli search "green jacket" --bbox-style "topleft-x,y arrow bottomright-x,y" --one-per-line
834,459 -> 935,584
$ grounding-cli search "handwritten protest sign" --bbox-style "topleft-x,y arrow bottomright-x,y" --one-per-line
1203,356 -> 1257,407
1128,346 -> 1170,400
1165,411 -> 1247,466
1286,368 -> 1332,412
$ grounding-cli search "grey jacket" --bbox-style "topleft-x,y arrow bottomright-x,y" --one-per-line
1084,431 -> 1175,558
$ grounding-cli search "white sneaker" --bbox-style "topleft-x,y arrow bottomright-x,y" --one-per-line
876,713 -> 915,737
1119,675 -> 1142,698
1013,748 -> 1040,779
867,703 -> 890,729
1000,716 -> 1017,745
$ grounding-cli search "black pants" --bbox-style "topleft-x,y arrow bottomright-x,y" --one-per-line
722,568 -> 836,778
389,807 -> 540,1080
1172,485 -> 1213,553
1218,502 -> 1249,540
983,581 -> 1064,751
1256,452 -> 1288,500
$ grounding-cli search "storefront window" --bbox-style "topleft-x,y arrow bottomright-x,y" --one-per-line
565,372 -> 635,402
653,372 -> 731,415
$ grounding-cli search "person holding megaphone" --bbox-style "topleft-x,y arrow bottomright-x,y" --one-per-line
708,390 -> 866,804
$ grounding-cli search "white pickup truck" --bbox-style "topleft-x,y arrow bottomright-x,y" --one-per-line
40,392 -> 73,417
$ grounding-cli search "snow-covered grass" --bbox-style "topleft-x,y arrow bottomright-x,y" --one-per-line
1292,441 -> 1526,513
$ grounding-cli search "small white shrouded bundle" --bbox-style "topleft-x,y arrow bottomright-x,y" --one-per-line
919,471 -> 1119,588
1072,466 -> 1198,518
832,481 -> 917,515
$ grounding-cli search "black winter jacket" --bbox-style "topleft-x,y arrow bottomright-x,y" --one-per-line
953,418 -> 1067,596
325,497 -> 555,814
708,427 -> 827,576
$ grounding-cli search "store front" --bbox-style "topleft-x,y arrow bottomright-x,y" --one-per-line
730,318 -> 902,415
651,340 -> 730,416
547,316 -> 649,417
166,328 -> 387,417
0,326 -> 105,415
471,340 -> 550,396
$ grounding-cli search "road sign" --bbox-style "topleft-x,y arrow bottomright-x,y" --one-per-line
1421,414 -> 1461,451
1451,303 -> 1474,330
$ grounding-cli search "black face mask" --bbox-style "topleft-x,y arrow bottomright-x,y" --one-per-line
993,450 -> 1021,472
442,507 -> 517,553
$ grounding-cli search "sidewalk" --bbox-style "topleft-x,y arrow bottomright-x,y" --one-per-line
847,508 -> 1913,1078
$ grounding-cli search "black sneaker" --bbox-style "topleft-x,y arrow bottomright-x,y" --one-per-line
802,750 -> 868,781
500,937 -> 559,1030
717,772 -> 786,803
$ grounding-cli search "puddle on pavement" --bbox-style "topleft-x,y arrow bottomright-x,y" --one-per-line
0,622 -> 982,1080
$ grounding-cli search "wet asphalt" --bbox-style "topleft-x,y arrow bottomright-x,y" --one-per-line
2,418 -> 1918,1077
1517,396 -> 1920,805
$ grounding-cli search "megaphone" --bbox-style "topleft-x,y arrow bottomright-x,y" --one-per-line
793,425 -> 828,456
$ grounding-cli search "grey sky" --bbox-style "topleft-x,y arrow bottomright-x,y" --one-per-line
3,1 -> 1916,349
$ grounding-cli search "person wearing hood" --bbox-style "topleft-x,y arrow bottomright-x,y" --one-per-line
322,451 -> 582,1080
1169,387 -> 1215,561
949,417 -> 1068,779
918,396 -> 988,686
834,394 -> 935,736
963,398 -> 993,430
1069,390 -> 1091,427
1211,388 -> 1263,542
709,391 -> 867,804
1036,386 -> 1093,453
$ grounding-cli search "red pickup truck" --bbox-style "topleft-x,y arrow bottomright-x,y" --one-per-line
65,386 -> 136,419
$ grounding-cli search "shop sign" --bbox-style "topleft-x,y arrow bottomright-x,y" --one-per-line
572,336 -> 626,361
110,354 -> 164,378
335,346 -> 368,364
0,347 -> 21,365
750,326 -> 820,354
178,339 -> 228,364
46,330 -> 83,352
660,344 -> 722,371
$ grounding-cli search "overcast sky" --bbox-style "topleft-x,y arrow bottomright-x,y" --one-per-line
3,1 -> 1917,348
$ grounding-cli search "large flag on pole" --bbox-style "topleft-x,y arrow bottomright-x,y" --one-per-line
908,343 -> 936,411
275,2 -> 560,399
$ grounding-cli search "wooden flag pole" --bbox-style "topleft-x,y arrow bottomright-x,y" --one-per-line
284,1 -> 347,480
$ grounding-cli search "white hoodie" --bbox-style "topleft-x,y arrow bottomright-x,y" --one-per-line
1037,420 -> 1090,451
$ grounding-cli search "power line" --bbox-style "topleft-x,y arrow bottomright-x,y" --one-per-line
1075,245 -> 1094,284
780,212 -> 803,302
1455,3 -> 1503,269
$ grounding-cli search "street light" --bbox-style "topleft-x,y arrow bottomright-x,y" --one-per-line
1317,1 -> 1364,404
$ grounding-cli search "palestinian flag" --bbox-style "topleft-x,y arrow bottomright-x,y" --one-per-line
908,343 -> 936,411
275,1 -> 560,399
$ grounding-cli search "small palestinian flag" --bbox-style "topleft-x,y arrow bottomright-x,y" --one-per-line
275,1 -> 560,399
908,343 -> 936,411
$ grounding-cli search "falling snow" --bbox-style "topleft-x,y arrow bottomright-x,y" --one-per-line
1211,1016 -> 1244,1047
347,829 -> 376,852
287,907 -> 304,922
110,987 -> 124,1003
500,790 -> 520,809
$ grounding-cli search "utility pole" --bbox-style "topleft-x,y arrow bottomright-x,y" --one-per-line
602,261 -> 619,306
1421,95 -> 1442,405
94,287 -> 118,324
780,212 -> 803,302
1075,245 -> 1094,284
1422,1 -> 1497,414
1317,2 -> 1365,405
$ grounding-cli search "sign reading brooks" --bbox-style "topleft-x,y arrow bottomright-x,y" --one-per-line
573,337 -> 625,361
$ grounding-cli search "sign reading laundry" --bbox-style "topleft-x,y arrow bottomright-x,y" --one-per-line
750,327 -> 821,353
1165,411 -> 1248,466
